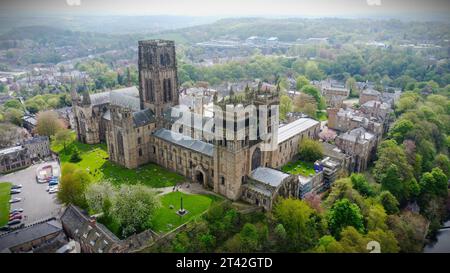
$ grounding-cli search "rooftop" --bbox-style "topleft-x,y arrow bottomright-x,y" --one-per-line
0,220 -> 62,251
153,128 -> 214,157
0,146 -> 25,156
249,167 -> 290,188
278,118 -> 319,144
88,86 -> 140,109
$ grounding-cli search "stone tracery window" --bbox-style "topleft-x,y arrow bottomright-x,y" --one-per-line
117,131 -> 124,156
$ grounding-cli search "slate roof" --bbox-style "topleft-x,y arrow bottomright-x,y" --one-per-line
153,128 -> 214,157
0,146 -> 24,156
0,220 -> 62,251
278,118 -> 319,144
249,167 -> 290,187
133,108 -> 156,127
23,136 -> 49,145
61,205 -> 121,253
338,127 -> 375,144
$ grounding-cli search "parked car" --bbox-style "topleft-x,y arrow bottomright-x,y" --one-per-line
9,223 -> 25,230
9,214 -> 22,221
10,208 -> 24,213
48,181 -> 59,186
9,197 -> 22,203
10,189 -> 21,194
0,226 -> 9,232
48,188 -> 59,194
46,185 -> 59,192
9,211 -> 21,217
7,219 -> 21,226
11,184 -> 22,189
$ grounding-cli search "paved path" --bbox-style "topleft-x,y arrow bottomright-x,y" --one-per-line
157,182 -> 221,198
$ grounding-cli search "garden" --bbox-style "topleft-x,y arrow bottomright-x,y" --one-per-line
51,133 -> 184,188
281,159 -> 317,177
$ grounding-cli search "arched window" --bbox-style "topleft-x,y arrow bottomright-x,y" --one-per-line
117,131 -> 124,156
138,148 -> 142,157
165,53 -> 170,66
146,79 -> 154,102
251,147 -> 261,171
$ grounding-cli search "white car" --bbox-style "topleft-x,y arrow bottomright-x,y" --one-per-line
10,208 -> 24,213
9,197 -> 22,203
10,189 -> 21,194
48,187 -> 59,194
11,184 -> 22,189
47,185 -> 59,192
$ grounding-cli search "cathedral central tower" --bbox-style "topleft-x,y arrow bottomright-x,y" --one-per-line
138,40 -> 179,121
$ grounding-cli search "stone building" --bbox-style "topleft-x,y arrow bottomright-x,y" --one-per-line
61,205 -> 125,253
23,136 -> 51,161
327,107 -> 384,139
0,220 -> 63,253
241,167 -> 299,211
60,205 -> 159,253
0,146 -> 31,174
71,40 -> 318,208
273,118 -> 320,168
315,79 -> 350,107
359,89 -> 381,105
334,127 -> 377,173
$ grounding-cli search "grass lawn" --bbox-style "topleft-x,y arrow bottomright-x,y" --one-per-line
281,159 -> 316,177
51,133 -> 184,188
151,191 -> 222,233
0,182 -> 11,226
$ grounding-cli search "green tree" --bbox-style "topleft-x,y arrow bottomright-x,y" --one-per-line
301,85 -> 321,104
338,226 -> 369,252
298,138 -> 323,162
70,147 -> 82,163
419,168 -> 448,198
366,229 -> 400,253
239,223 -> 260,252
366,204 -> 388,231
274,198 -> 324,251
36,111 -> 63,137
378,191 -> 399,214
57,163 -> 92,208
296,75 -> 310,91
350,173 -> 374,197
327,198 -> 365,238
53,128 -> 73,152
113,184 -> 160,237
389,119 -> 414,144
345,77 -> 358,97
4,108 -> 24,126
85,181 -> 115,216
305,61 -> 325,81
433,154 -> 450,178
314,235 -> 344,253
279,95 -> 293,121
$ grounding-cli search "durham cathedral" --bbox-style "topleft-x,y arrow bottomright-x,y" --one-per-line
71,40 -> 320,210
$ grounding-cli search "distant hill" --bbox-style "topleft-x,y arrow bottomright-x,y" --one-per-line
0,14 -> 218,35
148,17 -> 450,45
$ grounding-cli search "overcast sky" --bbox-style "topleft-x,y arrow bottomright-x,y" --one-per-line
1,0 -> 449,17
